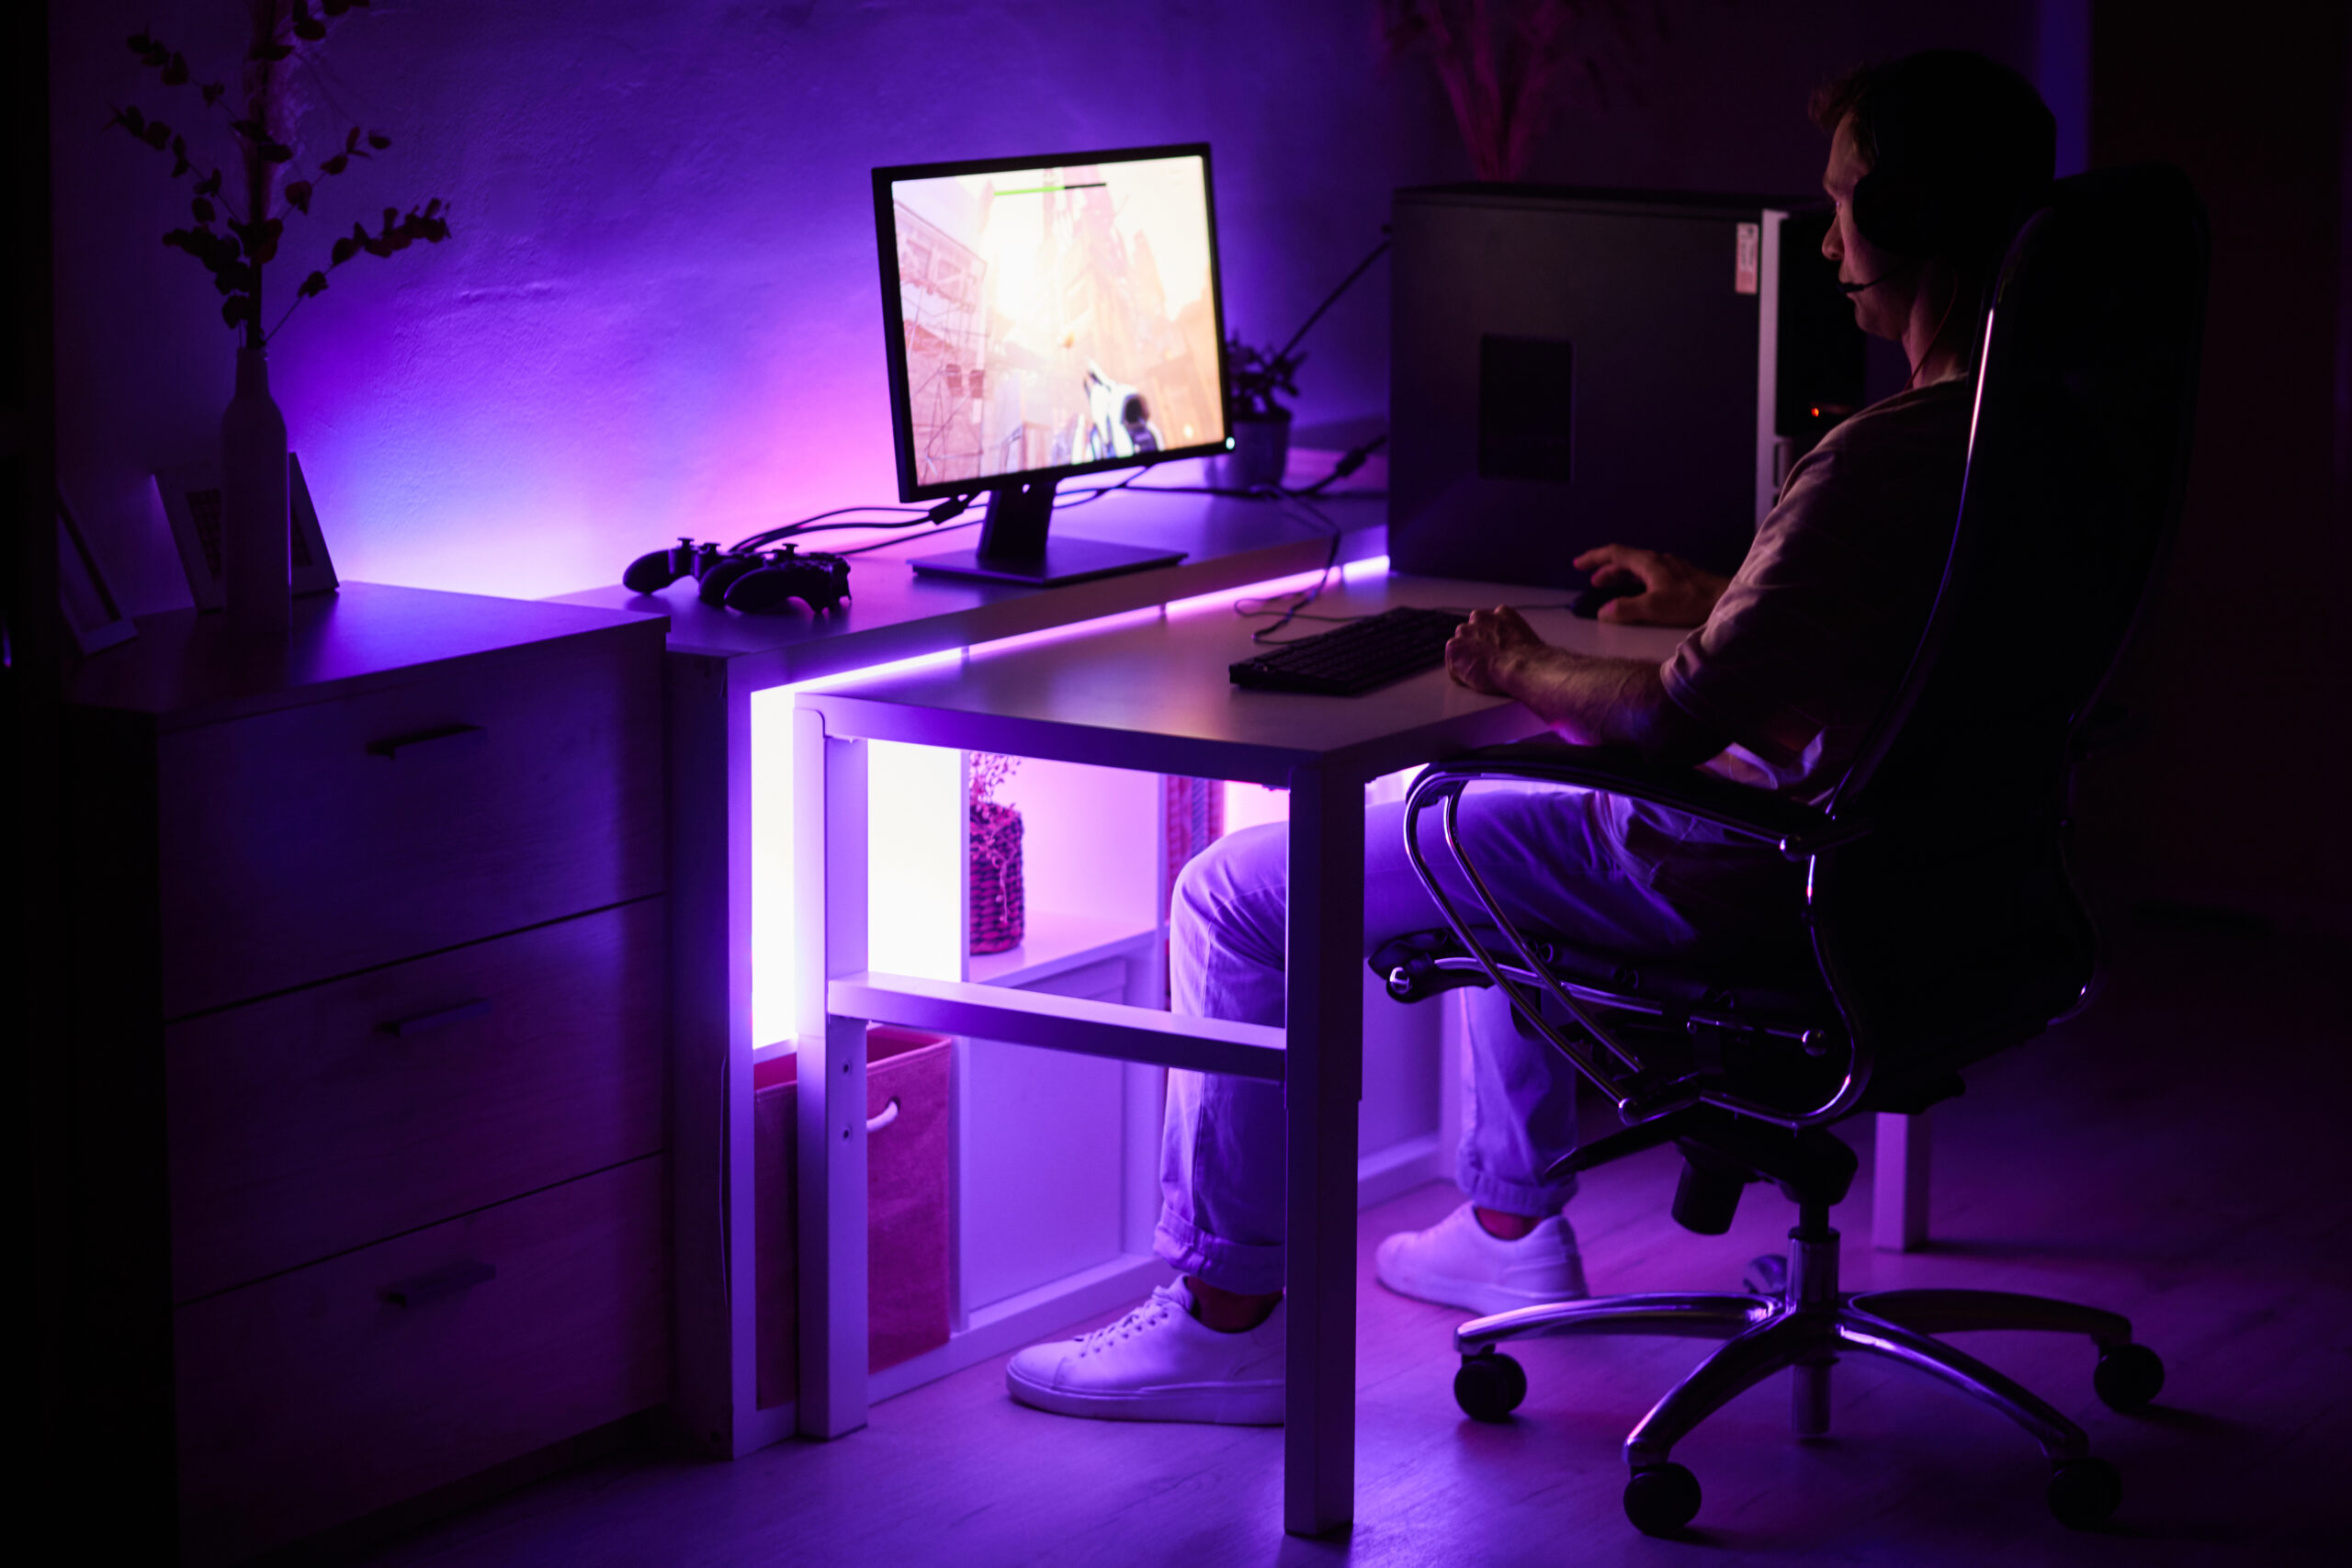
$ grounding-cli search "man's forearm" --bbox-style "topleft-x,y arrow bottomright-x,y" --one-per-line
1496,649 -> 1719,764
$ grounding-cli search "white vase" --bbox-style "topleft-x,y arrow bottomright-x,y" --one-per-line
220,345 -> 290,637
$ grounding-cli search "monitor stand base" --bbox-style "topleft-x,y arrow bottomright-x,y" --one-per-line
909,537 -> 1186,588
908,477 -> 1183,586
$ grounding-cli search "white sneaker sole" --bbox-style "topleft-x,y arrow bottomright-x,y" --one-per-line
1005,1364 -> 1283,1426
1375,1269 -> 1581,1317
1375,1247 -> 1587,1317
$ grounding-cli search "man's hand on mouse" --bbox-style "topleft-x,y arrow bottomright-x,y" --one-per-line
1571,545 -> 1730,627
1445,605 -> 1546,694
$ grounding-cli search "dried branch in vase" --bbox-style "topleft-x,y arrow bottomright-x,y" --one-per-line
108,0 -> 451,349
1378,0 -> 1667,183
968,752 -> 1024,810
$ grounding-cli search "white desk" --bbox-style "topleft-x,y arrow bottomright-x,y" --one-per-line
553,488 -> 1390,1460
796,572 -> 1682,1535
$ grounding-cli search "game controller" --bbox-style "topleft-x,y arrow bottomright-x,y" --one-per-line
621,537 -> 852,615
622,537 -> 717,594
723,544 -> 852,615
695,549 -> 766,606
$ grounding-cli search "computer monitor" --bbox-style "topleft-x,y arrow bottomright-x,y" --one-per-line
873,143 -> 1232,586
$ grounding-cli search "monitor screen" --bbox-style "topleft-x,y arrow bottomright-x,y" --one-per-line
874,144 -> 1230,502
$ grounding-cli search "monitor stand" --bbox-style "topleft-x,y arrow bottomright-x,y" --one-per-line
909,477 -> 1186,587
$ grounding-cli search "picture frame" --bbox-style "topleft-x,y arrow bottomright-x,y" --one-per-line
57,488 -> 137,656
155,453 -> 341,611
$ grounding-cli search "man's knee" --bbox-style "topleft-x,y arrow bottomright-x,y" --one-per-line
1173,820 -> 1287,933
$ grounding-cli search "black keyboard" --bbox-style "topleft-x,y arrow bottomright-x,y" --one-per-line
1228,606 -> 1465,695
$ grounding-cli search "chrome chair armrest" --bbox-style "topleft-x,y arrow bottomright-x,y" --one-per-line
1419,739 -> 1871,861
1400,740 -> 1871,1130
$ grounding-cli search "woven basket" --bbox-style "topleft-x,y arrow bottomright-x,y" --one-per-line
968,801 -> 1025,954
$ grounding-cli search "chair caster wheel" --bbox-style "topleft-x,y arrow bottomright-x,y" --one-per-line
1742,1253 -> 1789,1295
1624,1462 -> 1702,1536
1453,1351 -> 1526,1422
2093,1343 -> 2164,1412
2047,1456 -> 2121,1529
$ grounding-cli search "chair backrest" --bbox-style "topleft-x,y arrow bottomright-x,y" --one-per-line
1808,164 -> 2210,1091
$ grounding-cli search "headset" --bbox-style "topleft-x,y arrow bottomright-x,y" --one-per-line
1845,51 -> 2058,276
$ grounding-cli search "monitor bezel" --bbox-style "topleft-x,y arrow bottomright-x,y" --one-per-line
872,141 -> 1233,504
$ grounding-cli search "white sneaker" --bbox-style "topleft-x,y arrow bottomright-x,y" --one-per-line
1374,1202 -> 1589,1314
1005,1281 -> 1284,1425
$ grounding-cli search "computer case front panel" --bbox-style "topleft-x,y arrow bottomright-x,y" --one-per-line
1388,186 -> 1859,589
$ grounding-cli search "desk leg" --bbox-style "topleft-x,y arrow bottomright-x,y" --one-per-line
795,709 -> 870,1438
1283,764 -> 1362,1535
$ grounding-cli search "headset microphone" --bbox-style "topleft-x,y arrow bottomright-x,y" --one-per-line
1837,255 -> 1919,296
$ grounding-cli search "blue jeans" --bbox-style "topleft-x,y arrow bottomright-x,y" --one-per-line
1159,787 -> 1723,1295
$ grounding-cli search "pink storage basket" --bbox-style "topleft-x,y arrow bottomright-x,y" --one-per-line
753,1025 -> 953,1409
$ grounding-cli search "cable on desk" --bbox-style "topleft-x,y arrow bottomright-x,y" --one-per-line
832,518 -> 981,558
737,427 -> 1382,558
1231,486 -> 1353,642
831,471 -> 1152,558
731,492 -> 979,555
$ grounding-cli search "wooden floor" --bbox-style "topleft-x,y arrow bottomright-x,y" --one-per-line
356,923 -> 2351,1567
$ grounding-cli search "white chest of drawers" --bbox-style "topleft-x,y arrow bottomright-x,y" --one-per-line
55,584 -> 670,1564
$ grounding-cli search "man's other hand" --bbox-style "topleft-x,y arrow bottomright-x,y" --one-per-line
1570,545 -> 1730,626
1445,605 -> 1545,694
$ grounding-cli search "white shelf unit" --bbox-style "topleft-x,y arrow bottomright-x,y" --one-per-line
788,750 -> 1454,1408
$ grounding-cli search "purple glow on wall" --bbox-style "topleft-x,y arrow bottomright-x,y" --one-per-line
53,1 -> 2041,615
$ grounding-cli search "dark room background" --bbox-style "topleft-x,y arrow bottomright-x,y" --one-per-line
50,0 -> 2056,608
41,0 -> 2348,927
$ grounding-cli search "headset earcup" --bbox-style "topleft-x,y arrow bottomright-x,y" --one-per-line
1851,168 -> 1928,258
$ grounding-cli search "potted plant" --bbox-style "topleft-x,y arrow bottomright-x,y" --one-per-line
1220,336 -> 1305,490
110,0 -> 451,637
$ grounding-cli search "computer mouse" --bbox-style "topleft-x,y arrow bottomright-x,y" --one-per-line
1570,574 -> 1644,619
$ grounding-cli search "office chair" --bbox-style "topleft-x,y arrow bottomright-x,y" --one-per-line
1373,164 -> 2208,1536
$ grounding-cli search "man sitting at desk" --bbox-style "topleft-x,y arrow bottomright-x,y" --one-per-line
1008,50 -> 2057,1426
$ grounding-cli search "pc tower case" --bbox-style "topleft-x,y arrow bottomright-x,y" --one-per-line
1388,185 -> 1864,587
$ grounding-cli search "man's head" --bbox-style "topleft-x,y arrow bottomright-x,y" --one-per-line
1813,51 -> 2056,354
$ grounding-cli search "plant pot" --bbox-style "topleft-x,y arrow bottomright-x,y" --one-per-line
968,801 -> 1026,954
220,345 -> 290,638
1218,410 -> 1293,491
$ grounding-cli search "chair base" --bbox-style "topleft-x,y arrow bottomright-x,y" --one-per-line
1451,1219 -> 2155,1534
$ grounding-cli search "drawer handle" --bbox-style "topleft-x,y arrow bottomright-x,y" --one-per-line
381,1259 -> 496,1309
866,1098 -> 901,1134
368,723 -> 487,761
382,998 -> 493,1038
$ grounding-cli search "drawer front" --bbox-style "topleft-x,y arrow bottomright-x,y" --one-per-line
158,629 -> 661,1017
175,1156 -> 666,1566
169,899 -> 665,1303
